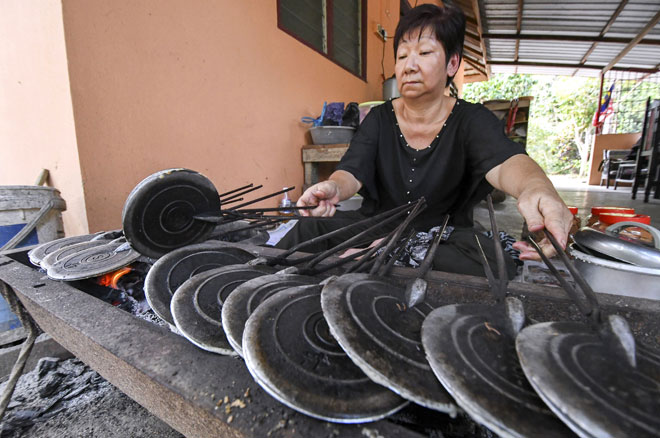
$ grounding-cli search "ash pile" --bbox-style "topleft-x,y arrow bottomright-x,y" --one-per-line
0,357 -> 182,438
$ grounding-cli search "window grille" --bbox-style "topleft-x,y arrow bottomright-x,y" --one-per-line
599,70 -> 660,135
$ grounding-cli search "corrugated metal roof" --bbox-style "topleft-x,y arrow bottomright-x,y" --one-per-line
463,0 -> 660,78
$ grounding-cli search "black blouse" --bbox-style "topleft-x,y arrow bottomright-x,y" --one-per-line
336,99 -> 525,230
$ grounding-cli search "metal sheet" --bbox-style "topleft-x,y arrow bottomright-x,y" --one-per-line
46,240 -> 141,281
516,321 -> 660,438
171,264 -> 277,354
321,273 -> 457,414
27,232 -> 103,267
479,0 -> 660,73
222,273 -> 319,357
122,169 -> 220,258
144,242 -> 255,326
421,303 -> 573,438
39,240 -> 110,271
243,284 -> 407,423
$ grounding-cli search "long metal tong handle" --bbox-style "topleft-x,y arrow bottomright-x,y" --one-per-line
308,199 -> 425,272
270,202 -> 420,274
528,230 -> 601,326
227,186 -> 294,210
294,246 -> 372,276
371,199 -> 426,276
379,229 -> 417,276
400,215 -> 449,309
275,202 -> 416,263
475,195 -> 508,302
417,215 -> 450,278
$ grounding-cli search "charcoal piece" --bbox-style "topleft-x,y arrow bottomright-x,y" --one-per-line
38,372 -> 66,398
63,383 -> 91,400
6,400 -> 21,410
6,409 -> 39,427
41,407 -> 66,419
37,357 -> 59,379
41,392 -> 67,415
90,372 -> 104,386
69,362 -> 86,377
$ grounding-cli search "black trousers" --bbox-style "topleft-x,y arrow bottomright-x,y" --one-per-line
274,210 -> 517,280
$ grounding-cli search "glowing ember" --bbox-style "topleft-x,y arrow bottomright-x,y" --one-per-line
96,267 -> 133,289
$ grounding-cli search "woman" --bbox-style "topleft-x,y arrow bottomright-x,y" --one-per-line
277,3 -> 572,278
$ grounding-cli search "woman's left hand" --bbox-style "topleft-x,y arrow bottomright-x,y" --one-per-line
486,154 -> 572,261
512,184 -> 573,260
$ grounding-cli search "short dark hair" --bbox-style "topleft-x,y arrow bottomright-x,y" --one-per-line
393,3 -> 466,87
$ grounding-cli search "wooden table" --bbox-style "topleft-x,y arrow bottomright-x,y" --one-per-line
301,144 -> 348,188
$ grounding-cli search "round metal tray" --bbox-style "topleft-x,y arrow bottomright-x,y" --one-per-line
573,227 -> 660,269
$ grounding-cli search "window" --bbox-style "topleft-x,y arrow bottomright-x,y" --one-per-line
277,0 -> 367,79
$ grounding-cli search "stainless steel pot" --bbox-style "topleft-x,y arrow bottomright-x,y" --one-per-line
568,244 -> 660,300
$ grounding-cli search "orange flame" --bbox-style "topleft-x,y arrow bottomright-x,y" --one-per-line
97,267 -> 133,289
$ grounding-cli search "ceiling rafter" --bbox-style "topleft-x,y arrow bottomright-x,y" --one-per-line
464,57 -> 488,76
491,60 -> 658,74
577,0 -> 628,69
463,44 -> 486,61
470,0 -> 490,78
602,9 -> 660,74
462,1 -> 660,79
482,33 -> 660,46
514,0 -> 524,66
464,33 -> 482,47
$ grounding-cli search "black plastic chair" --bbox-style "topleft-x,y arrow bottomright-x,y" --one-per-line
600,149 -> 632,188
632,99 -> 660,202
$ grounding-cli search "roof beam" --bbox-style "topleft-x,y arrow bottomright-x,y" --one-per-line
578,0 -> 628,67
470,0 -> 490,78
514,0 -> 524,64
636,68 -> 660,83
464,57 -> 488,76
602,9 -> 660,74
463,44 -> 485,60
491,60 -> 658,73
482,33 -> 660,46
465,33 -> 482,47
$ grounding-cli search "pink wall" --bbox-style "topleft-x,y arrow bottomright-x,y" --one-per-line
587,133 -> 641,185
61,0 -> 400,232
0,0 -> 88,236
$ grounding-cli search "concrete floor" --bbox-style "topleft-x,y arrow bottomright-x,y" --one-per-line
473,175 -> 660,239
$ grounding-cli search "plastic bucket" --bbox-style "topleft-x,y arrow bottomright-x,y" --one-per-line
0,297 -> 21,332
0,185 -> 67,331
0,185 -> 66,249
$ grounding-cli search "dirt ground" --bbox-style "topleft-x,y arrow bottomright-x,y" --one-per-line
0,357 -> 184,438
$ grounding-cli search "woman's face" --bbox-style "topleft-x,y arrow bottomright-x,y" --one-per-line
394,28 -> 459,99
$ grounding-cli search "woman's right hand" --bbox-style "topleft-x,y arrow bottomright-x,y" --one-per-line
297,180 -> 341,217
